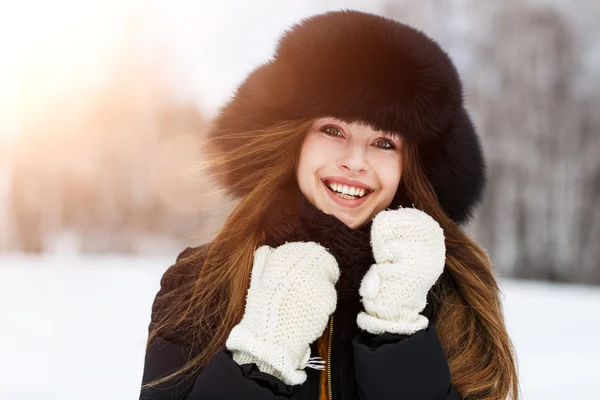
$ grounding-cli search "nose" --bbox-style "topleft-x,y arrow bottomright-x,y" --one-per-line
337,146 -> 368,174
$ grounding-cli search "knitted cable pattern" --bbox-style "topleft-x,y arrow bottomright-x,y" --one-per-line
357,207 -> 446,335
226,241 -> 340,386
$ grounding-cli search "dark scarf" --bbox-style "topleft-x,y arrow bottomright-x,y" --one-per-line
262,187 -> 375,303
262,187 -> 375,399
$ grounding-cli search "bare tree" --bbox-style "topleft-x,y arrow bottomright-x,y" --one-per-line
469,4 -> 600,283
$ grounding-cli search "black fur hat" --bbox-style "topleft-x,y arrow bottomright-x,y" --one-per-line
209,9 -> 486,225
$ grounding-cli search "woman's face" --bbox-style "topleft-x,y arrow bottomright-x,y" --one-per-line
296,117 -> 403,229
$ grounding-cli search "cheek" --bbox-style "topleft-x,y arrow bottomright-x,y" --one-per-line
297,135 -> 330,188
297,135 -> 336,177
374,156 -> 402,200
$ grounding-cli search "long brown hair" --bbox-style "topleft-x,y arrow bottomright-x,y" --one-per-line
143,118 -> 519,400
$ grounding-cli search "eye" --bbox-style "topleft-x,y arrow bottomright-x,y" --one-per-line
321,126 -> 343,137
374,138 -> 396,150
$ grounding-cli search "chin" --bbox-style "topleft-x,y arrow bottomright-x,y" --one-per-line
315,188 -> 372,229
334,212 -> 366,229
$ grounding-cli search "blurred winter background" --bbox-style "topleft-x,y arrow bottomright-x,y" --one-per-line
0,0 -> 598,399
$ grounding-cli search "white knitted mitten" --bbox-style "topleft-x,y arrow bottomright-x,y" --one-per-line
225,242 -> 339,386
357,208 -> 446,335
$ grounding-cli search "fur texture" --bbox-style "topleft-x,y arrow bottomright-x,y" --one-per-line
209,10 -> 486,225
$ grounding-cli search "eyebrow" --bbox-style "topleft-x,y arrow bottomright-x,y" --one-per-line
380,131 -> 402,143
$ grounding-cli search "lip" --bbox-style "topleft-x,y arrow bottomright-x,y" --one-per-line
322,179 -> 372,209
321,176 -> 374,191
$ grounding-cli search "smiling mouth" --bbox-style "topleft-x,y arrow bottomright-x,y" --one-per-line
323,180 -> 373,200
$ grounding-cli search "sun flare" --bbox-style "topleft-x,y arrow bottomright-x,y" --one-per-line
0,0 -> 143,137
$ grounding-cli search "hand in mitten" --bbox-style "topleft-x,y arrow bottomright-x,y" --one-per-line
225,242 -> 340,386
357,208 -> 446,336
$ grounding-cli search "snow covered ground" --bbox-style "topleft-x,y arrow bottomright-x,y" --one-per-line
1,254 -> 598,400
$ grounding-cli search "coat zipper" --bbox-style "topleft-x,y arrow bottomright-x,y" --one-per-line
328,314 -> 334,400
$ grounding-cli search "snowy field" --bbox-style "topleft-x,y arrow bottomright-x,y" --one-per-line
1,254 -> 598,400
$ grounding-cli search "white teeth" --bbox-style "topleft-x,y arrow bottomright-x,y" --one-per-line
336,192 -> 354,200
325,181 -> 369,198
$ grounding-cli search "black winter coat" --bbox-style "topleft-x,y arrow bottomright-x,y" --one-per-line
139,191 -> 460,400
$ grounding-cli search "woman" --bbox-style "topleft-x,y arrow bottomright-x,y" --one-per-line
140,10 -> 519,400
